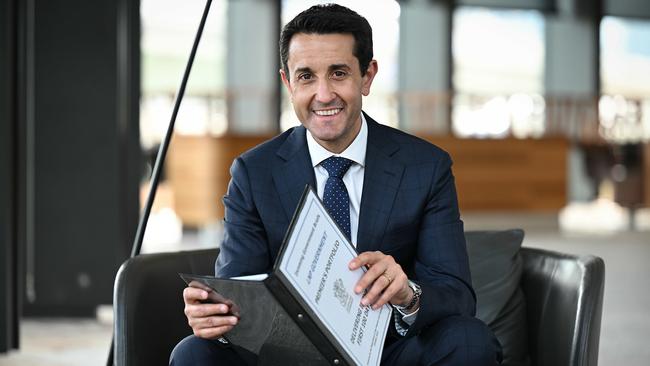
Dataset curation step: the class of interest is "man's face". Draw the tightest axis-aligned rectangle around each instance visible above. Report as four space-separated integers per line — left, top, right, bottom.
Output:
280 33 377 153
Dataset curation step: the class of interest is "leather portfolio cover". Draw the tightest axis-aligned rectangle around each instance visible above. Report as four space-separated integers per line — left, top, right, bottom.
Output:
180 186 391 366
180 273 331 365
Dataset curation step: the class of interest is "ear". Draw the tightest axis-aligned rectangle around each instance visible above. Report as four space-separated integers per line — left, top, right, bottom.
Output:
361 60 378 96
279 69 293 95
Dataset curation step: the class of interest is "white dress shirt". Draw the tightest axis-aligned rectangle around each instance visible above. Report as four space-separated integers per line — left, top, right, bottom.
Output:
306 114 367 246
305 114 418 332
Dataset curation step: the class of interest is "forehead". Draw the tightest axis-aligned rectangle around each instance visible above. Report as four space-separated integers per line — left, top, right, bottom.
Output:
286 33 356 71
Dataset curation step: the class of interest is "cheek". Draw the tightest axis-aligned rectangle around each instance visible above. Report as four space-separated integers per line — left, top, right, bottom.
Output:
340 90 361 107
293 95 311 111
290 87 312 107
338 82 362 101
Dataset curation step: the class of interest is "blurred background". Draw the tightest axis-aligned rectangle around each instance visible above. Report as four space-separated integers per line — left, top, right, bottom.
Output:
1 0 649 365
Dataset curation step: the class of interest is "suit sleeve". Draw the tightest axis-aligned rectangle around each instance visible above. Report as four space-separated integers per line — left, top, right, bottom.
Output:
406 152 476 336
215 157 272 277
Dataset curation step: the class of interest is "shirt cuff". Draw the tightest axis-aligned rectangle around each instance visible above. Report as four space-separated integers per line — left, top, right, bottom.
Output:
396 305 419 324
392 303 419 336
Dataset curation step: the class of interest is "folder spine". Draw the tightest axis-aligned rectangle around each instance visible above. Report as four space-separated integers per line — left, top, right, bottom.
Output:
265 273 353 366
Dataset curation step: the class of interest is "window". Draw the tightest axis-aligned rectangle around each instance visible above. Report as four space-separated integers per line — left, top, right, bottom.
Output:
139 0 228 251
600 16 650 143
452 7 545 138
140 0 228 151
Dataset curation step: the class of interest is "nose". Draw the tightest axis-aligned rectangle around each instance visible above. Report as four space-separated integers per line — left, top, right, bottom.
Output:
314 79 335 104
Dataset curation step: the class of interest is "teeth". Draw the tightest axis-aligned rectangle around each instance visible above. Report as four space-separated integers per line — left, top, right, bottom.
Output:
314 108 341 116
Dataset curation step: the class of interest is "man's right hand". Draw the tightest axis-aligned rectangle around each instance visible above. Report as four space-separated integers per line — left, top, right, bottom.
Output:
183 286 239 339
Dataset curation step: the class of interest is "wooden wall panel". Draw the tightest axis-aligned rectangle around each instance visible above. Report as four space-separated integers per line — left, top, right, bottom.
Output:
167 135 569 226
424 137 568 211
167 134 271 227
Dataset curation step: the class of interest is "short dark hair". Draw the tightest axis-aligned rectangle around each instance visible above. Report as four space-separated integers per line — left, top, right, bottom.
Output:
279 3 373 77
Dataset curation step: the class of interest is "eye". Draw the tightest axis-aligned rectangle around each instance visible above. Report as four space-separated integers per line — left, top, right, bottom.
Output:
298 73 313 82
331 70 347 79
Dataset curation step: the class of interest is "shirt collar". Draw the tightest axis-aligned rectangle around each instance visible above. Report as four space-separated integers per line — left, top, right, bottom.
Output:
306 113 368 168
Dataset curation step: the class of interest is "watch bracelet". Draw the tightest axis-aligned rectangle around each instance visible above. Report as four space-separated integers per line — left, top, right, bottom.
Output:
395 281 420 311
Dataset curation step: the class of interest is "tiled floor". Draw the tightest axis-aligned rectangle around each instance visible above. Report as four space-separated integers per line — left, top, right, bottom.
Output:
0 320 112 366
1 214 649 365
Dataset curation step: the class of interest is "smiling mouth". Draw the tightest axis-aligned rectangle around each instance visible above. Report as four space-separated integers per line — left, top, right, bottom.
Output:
314 108 342 116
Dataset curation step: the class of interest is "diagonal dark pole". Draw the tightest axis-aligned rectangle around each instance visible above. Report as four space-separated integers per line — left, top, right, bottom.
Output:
107 0 213 364
131 0 213 258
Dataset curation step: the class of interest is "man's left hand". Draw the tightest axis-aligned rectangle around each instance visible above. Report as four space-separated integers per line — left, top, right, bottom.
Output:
349 251 412 310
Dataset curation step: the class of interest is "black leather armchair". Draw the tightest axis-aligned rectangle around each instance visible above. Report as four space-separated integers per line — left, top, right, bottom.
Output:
521 248 604 366
113 241 604 365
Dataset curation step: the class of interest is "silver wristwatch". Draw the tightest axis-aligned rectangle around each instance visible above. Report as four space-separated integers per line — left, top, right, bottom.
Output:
394 280 421 312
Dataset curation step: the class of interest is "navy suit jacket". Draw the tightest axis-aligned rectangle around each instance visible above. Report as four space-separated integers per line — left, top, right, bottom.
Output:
215 113 476 338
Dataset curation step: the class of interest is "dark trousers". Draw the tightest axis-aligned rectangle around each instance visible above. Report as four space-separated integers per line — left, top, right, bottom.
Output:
169 315 502 366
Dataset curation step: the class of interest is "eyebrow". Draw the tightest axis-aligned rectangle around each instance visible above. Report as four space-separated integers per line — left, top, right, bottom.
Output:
293 63 352 77
329 63 351 71
294 67 314 76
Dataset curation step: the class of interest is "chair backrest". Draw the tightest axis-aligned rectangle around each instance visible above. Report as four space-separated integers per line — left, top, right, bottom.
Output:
520 247 605 366
113 246 605 366
113 248 217 366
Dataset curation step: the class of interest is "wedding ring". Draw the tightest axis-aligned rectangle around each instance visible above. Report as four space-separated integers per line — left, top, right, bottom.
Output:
381 272 393 285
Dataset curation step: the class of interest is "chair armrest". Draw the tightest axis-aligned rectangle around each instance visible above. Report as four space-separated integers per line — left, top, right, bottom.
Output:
113 248 218 366
521 247 605 366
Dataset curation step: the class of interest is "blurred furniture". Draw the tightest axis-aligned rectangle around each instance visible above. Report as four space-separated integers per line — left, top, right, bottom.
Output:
113 232 605 366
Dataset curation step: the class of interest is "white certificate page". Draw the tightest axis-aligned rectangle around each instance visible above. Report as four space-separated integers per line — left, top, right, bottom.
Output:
278 189 392 366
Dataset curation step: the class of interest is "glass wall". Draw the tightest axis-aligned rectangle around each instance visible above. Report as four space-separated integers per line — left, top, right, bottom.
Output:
139 0 228 251
452 7 545 138
140 0 228 151
600 16 650 143
595 16 650 209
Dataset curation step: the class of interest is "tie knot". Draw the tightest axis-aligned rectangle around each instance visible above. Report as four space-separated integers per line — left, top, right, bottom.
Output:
321 157 353 179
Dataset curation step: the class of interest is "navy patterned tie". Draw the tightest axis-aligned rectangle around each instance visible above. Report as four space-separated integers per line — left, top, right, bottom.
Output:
321 157 354 240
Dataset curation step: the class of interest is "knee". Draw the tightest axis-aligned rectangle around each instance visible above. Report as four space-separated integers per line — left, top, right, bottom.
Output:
169 335 220 366
421 316 502 365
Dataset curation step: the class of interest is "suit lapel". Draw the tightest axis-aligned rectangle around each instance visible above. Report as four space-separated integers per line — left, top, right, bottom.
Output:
271 118 404 251
357 116 404 253
271 126 316 221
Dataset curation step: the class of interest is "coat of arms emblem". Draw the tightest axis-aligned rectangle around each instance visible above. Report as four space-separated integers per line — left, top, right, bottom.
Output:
333 278 353 313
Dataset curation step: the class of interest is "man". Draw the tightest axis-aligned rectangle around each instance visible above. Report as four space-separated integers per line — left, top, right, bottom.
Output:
171 4 501 365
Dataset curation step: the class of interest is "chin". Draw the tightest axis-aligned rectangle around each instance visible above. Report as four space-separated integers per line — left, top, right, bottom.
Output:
307 121 340 135
311 130 343 142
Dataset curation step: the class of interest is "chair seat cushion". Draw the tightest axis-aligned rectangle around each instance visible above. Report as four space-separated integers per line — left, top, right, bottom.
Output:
466 229 530 366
